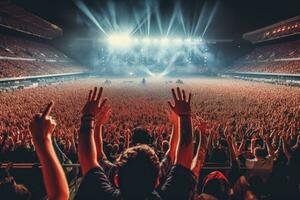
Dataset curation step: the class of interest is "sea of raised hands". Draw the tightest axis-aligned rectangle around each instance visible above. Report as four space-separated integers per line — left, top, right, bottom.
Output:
0 78 299 163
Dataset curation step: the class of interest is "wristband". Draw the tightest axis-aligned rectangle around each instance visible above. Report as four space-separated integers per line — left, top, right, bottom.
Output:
179 113 192 117
81 115 95 122
80 122 95 133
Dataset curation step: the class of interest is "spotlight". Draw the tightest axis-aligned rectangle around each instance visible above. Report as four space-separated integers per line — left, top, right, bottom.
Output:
142 37 151 44
133 38 139 44
107 34 131 47
161 38 170 45
185 38 192 44
173 38 183 45
153 38 159 44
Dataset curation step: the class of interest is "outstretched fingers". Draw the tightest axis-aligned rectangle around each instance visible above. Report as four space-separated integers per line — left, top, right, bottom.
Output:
182 89 186 101
41 101 54 119
96 87 103 102
92 87 98 100
99 98 108 109
176 87 182 100
171 88 178 102
187 93 192 104
168 100 174 109
88 90 93 101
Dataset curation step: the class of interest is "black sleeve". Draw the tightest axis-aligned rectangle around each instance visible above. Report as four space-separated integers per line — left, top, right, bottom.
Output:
75 166 120 200
159 164 196 200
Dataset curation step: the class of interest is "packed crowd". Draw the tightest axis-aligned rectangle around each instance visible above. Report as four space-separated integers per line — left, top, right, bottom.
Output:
0 60 87 78
0 78 299 199
229 40 300 74
0 35 67 60
229 60 300 74
242 40 300 61
0 35 87 78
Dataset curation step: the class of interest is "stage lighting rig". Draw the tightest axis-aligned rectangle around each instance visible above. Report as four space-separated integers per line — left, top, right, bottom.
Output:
107 34 132 47
105 34 204 48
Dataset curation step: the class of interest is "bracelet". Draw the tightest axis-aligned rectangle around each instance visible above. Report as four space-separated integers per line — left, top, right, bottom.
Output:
80 122 95 133
179 113 192 117
81 115 95 122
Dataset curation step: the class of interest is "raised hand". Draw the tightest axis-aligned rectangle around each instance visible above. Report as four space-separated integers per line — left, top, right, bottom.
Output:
82 87 108 118
29 101 69 199
191 132 207 179
166 109 178 124
168 87 192 116
168 87 194 169
95 105 112 125
30 101 56 142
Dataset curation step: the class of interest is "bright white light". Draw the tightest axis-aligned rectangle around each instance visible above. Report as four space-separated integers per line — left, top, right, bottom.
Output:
161 38 170 45
106 35 204 47
185 38 192 44
107 34 131 47
173 38 183 45
153 38 159 44
133 38 139 44
142 37 151 44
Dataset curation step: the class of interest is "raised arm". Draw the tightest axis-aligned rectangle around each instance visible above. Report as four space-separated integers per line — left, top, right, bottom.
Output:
78 87 108 175
94 106 111 161
237 135 246 156
167 87 193 169
165 110 179 164
191 132 207 180
263 134 275 159
281 136 292 161
30 102 69 200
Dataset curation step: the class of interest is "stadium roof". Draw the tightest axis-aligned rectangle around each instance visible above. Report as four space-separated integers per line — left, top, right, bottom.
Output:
243 15 300 44
0 1 63 39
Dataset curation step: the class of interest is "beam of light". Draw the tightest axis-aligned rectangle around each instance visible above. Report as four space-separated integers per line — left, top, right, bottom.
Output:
193 0 209 36
154 5 163 35
146 3 151 36
166 4 178 36
141 66 155 77
72 0 107 36
107 2 120 32
130 13 148 36
132 10 144 35
202 0 220 38
99 9 114 32
160 51 185 76
178 8 186 36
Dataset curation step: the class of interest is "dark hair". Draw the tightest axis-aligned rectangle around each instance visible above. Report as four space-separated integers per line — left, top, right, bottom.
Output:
162 140 169 152
202 171 230 200
116 144 159 199
131 127 151 145
0 176 31 200
254 147 267 158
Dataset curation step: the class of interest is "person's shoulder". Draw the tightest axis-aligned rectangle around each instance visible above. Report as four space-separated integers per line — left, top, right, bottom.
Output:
197 193 219 200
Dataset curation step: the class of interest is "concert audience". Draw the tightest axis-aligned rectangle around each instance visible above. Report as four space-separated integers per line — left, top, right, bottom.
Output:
0 34 87 78
0 79 299 199
229 40 300 74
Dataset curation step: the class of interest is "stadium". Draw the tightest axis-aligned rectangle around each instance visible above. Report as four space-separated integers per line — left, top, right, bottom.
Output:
0 0 299 199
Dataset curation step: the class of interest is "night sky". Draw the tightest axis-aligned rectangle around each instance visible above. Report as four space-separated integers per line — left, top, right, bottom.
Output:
11 0 300 40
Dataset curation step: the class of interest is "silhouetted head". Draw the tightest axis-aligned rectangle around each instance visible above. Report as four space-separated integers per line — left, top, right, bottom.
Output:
0 176 31 200
254 147 266 159
202 171 230 200
115 144 159 199
131 127 151 145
